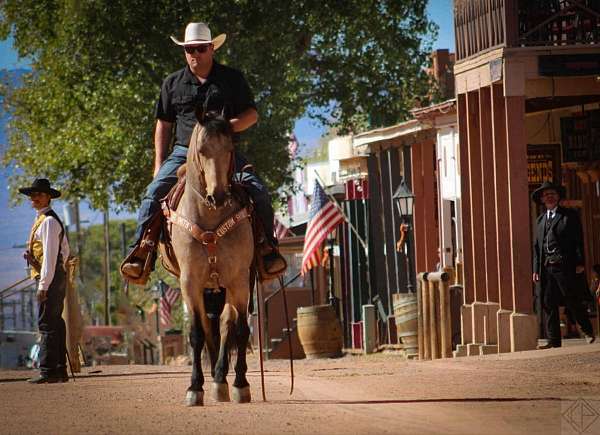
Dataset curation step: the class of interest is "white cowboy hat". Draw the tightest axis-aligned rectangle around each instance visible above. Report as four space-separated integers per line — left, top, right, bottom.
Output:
170 22 226 50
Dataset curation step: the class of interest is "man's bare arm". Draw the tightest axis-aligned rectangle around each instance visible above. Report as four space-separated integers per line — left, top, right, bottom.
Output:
154 119 173 177
230 108 258 133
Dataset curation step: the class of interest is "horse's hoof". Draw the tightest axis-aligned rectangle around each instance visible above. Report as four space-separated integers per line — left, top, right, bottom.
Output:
185 390 204 406
232 386 251 403
211 382 230 402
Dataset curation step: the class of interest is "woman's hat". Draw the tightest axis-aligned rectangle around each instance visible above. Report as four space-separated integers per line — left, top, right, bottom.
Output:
531 181 565 203
18 178 61 198
170 22 226 50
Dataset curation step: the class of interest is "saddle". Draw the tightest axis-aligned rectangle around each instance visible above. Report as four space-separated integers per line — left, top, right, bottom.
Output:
120 164 286 286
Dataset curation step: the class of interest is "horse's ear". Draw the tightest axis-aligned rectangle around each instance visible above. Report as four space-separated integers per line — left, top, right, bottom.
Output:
195 106 206 124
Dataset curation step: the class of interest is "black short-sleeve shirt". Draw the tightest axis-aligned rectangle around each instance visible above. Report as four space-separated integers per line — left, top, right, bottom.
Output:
154 61 256 147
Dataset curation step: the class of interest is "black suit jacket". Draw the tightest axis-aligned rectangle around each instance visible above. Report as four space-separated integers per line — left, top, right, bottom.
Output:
532 206 585 275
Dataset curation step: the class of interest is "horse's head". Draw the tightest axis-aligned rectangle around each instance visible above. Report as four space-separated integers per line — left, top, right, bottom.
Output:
188 109 234 209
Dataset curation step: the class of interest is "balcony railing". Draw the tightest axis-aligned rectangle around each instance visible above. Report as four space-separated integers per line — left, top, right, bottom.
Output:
455 0 600 61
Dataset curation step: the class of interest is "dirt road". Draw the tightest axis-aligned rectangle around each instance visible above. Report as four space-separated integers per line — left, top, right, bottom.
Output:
2 342 600 435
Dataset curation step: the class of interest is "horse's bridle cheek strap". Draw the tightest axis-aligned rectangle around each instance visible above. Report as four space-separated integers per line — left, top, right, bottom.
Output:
162 204 251 283
228 151 235 182
193 151 235 204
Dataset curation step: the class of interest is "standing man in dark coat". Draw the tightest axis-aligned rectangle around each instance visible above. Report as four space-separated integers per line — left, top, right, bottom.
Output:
532 181 595 349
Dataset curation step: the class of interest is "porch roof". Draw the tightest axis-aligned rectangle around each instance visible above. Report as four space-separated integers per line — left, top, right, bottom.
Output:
411 99 456 119
353 118 434 153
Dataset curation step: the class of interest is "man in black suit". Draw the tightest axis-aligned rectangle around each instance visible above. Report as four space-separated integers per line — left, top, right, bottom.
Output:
532 181 595 349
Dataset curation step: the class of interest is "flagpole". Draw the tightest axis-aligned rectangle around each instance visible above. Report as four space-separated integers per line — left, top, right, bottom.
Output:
313 171 372 306
313 171 368 252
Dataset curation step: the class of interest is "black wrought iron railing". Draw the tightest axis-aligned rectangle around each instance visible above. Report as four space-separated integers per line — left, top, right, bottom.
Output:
0 277 37 331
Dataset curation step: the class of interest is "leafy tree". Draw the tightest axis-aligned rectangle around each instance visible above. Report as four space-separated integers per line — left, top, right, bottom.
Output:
1 0 437 209
73 218 183 328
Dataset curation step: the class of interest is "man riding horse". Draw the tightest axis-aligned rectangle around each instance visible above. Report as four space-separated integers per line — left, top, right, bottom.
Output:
121 22 286 282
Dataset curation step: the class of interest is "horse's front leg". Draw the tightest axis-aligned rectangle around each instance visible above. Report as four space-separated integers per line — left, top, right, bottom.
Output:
211 300 235 402
230 277 252 403
181 278 211 406
204 288 225 379
186 311 205 406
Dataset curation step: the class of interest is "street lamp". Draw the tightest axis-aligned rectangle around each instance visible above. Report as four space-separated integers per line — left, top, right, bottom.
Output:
393 180 415 219
393 180 415 293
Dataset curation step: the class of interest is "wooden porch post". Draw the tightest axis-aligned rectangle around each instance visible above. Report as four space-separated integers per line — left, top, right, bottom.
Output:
466 90 487 303
491 83 513 312
504 95 533 314
421 139 438 272
411 144 427 275
479 86 499 304
457 93 474 305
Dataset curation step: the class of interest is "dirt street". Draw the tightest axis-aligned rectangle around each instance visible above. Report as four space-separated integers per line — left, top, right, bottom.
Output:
1 342 600 435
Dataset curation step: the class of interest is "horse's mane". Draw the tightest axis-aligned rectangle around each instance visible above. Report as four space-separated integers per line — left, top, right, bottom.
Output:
197 111 233 140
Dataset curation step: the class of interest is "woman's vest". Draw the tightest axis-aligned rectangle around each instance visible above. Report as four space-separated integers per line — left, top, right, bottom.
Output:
27 209 64 280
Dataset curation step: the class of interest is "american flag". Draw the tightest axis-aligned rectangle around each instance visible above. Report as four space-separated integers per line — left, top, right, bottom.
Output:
274 216 292 240
301 181 345 275
160 286 180 327
288 134 299 158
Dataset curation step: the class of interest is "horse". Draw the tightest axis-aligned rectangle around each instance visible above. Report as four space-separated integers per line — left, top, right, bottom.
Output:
163 109 254 406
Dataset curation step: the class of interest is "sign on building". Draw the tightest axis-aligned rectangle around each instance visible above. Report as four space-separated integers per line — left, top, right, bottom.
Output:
527 144 561 189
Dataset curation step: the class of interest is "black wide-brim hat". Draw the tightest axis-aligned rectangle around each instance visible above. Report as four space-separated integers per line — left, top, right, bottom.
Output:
18 178 61 198
531 181 565 203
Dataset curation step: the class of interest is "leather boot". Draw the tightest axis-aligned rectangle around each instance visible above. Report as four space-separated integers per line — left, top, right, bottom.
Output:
121 258 144 279
55 367 70 383
263 249 286 275
28 374 59 384
537 341 561 350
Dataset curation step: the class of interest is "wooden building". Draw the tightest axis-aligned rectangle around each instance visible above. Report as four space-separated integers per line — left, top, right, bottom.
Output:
453 0 600 355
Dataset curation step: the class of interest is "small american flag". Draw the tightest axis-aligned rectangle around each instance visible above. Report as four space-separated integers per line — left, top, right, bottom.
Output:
301 181 345 275
274 216 292 240
160 286 180 327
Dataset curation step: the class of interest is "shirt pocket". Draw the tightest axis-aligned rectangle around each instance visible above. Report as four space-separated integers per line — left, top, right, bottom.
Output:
172 95 194 112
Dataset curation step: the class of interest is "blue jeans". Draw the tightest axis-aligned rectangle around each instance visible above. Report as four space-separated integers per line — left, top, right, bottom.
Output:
132 146 275 245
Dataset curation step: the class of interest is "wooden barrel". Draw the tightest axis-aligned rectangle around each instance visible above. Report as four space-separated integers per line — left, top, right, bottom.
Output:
393 293 418 355
296 305 343 359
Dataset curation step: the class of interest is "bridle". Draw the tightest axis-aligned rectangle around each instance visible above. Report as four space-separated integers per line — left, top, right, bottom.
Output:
162 121 250 286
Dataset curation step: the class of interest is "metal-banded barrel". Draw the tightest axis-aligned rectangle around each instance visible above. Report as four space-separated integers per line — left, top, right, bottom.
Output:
296 305 342 359
393 292 418 356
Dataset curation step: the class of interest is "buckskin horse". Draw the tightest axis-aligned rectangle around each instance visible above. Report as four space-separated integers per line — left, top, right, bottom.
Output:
160 110 254 406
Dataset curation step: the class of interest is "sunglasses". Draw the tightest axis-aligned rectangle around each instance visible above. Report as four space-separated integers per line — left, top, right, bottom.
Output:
184 44 212 54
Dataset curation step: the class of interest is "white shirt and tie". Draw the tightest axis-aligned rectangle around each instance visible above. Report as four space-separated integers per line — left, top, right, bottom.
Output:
32 207 70 291
544 207 558 254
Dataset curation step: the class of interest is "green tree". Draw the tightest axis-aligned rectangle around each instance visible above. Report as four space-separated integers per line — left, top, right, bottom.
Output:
1 0 437 209
74 218 183 328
